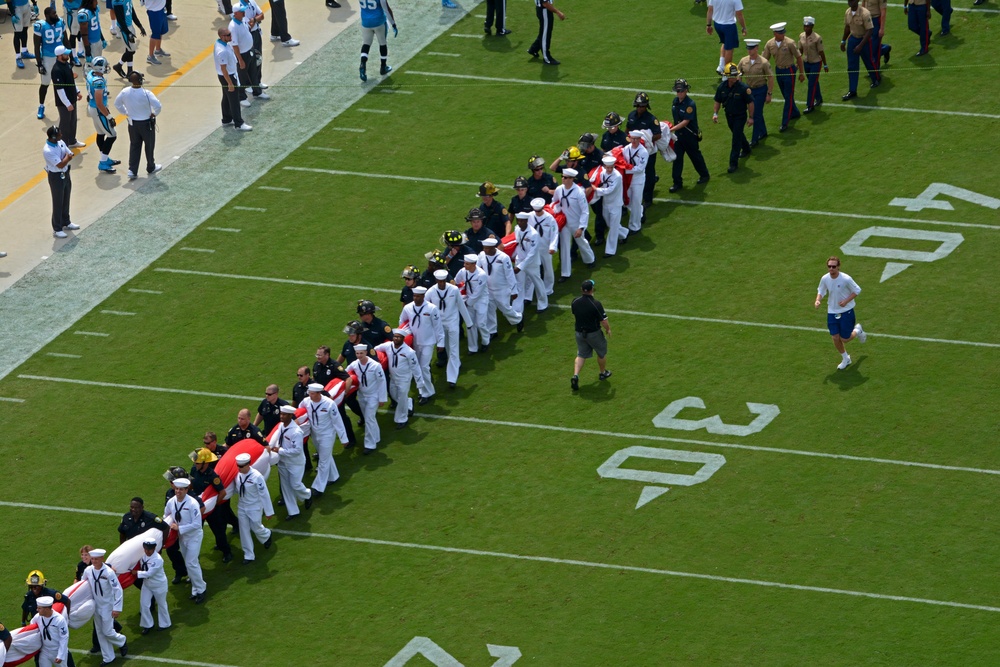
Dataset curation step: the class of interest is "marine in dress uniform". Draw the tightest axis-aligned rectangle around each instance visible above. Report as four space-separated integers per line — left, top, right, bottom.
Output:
902 0 931 55
713 63 755 173
375 331 424 427
132 541 170 633
234 453 274 563
346 347 388 452
860 0 890 73
736 41 773 147
669 79 710 191
625 93 661 207
841 0 879 99
270 406 312 518
799 18 828 112
455 255 491 352
762 23 805 131
427 270 473 387
303 383 349 493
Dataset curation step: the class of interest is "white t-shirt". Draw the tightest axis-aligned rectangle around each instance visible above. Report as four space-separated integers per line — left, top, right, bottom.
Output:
708 0 744 25
818 271 861 314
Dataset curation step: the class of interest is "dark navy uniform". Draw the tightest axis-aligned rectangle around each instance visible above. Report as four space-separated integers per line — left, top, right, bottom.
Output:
601 128 628 152
323 363 362 442
0 622 11 649
714 79 754 171
525 171 556 204
479 199 508 238
576 147 606 242
627 108 661 204
508 192 532 224
340 339 374 365
360 316 393 347
190 464 236 559
444 244 474 277
225 423 267 447
313 358 339 387
400 285 414 305
465 225 493 254
671 95 710 188
292 380 310 408
257 397 288 436
22 587 70 624
118 509 168 541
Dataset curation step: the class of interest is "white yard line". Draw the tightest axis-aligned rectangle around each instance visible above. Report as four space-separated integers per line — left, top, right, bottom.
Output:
330 127 367 133
406 71 1000 121
257 186 292 192
74 331 109 337
67 648 242 667
232 206 266 212
101 310 137 316
17 375 258 401
179 248 216 253
46 352 82 358
426 52 462 57
153 267 1000 349
450 33 485 38
205 227 242 233
0 396 25 403
307 146 343 152
129 288 163 294
357 108 391 114
374 89 413 94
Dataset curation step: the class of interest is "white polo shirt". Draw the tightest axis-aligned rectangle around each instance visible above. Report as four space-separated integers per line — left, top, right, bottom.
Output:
708 0 744 25
214 38 238 78
229 17 253 54
43 139 72 173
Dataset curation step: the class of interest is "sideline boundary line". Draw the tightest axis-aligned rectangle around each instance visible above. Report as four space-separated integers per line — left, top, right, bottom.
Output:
14 375 1000 476
151 268 999 349
282 166 999 232
1 499 996 615
67 648 241 667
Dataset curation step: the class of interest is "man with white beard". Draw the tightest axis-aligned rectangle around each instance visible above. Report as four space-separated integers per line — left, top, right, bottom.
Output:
426 269 473 389
81 548 128 663
269 404 312 519
454 254 490 353
163 479 206 604
303 383 348 496
345 346 388 452
399 286 444 403
551 168 596 282
477 237 523 338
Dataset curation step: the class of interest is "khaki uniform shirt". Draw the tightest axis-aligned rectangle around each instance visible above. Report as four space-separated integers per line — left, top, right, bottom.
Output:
762 36 801 69
799 31 825 63
845 7 874 38
737 55 773 89
862 0 887 19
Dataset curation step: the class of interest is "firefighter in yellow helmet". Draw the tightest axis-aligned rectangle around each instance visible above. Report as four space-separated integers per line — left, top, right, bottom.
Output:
22 570 70 626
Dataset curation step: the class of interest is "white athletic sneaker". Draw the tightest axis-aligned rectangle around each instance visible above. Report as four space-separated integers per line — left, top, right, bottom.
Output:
235 123 253 132
63 223 80 230
127 170 137 180
54 230 68 239
254 92 271 100
149 164 162 174
166 13 177 20
240 99 252 108
270 35 281 41
837 356 851 370
282 39 300 47
854 323 867 343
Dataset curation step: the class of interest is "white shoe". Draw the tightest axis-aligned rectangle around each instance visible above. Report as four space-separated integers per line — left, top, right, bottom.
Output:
155 48 170 56
235 123 253 131
258 83 269 89
254 92 271 100
270 35 281 41
149 164 162 174
240 99 252 107
54 230 68 239
837 356 851 370
166 13 177 20
71 141 87 148
0 251 7 258
127 171 137 180
854 323 867 343
282 38 300 47
63 223 80 230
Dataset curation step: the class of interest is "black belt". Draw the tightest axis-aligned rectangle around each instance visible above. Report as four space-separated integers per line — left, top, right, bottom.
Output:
577 329 599 334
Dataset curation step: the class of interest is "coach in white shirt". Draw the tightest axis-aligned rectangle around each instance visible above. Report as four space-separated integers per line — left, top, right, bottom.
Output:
814 256 866 370
213 27 251 130
114 71 162 180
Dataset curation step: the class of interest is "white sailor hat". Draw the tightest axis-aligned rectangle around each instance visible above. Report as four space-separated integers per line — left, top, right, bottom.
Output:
515 212 531 220
803 16 816 25
530 197 546 211
142 539 158 548
433 269 449 281
36 596 55 607
562 168 578 178
353 344 368 353
172 478 191 488
279 405 297 415
392 328 406 336
628 130 644 139
88 548 107 558
307 382 324 392
413 286 428 294
770 22 787 32
482 237 499 247
463 253 478 263
601 154 617 166
235 453 252 466
745 39 761 48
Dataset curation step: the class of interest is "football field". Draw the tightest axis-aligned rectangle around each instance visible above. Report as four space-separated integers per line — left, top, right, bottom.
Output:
1 0 999 665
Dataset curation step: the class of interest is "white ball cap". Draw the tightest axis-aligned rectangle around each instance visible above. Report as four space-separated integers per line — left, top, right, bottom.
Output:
54 45 68 57
482 237 499 247
36 596 55 607
235 453 252 466
279 405 297 415
770 22 787 32
601 154 617 166
463 253 478 263
433 269 449 281
803 16 816 25
412 286 428 294
530 198 546 211
172 478 191 488
562 168 578 178
307 382 324 393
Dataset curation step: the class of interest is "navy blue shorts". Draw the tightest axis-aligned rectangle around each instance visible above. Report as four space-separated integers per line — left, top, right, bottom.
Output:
827 309 856 338
147 9 168 39
715 22 739 50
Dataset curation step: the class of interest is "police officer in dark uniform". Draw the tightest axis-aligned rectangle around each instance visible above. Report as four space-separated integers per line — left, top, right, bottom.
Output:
713 63 755 174
507 176 531 230
626 92 661 206
601 112 628 152
477 182 508 238
357 299 393 347
669 78 711 192
526 155 557 204
464 209 493 253
287 374 313 469
118 497 169 544
255 385 288 436
338 320 374 365
441 230 473 278
400 266 418 304
188 448 235 563
316 342 364 438
225 408 268 447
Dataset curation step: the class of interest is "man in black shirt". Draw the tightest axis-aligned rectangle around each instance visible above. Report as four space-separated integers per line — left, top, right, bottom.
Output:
357 300 393 347
713 64 755 174
315 346 361 442
202 431 228 458
464 209 493 254
51 46 83 148
188 449 235 563
601 112 628 152
526 156 556 203
22 571 71 625
313 346 338 386
574 137 606 243
670 78 710 191
225 408 268 446
441 230 474 277
477 182 508 238
291 368 312 407
507 176 531 231
338 321 374 366
626 92 662 206
570 279 611 391
254 384 288 436
118 497 168 544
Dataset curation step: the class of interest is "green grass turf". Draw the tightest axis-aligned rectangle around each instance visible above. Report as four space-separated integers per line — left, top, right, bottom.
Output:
2 0 999 664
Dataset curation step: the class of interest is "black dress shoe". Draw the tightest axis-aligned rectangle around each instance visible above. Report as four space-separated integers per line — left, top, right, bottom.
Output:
527 48 539 57
395 421 407 430
342 442 354 449
602 253 615 258
739 150 751 158
141 628 151 635
939 29 949 36
516 321 525 332
243 558 253 565
418 396 430 405
915 49 928 56
222 553 233 563
90 647 102 654
498 28 512 35
121 641 128 657
779 125 788 132
284 514 296 521
585 262 596 268
448 382 456 389
408 407 415 416
558 276 569 283
357 420 365 429
483 24 491 35
312 489 324 498
304 495 313 509
326 0 341 6
883 45 891 65
668 184 683 193
543 58 560 65
362 448 374 455
749 140 759 148
870 80 880 88
171 575 182 585
263 536 272 549
696 175 710 184
276 496 285 506
803 106 814 114
842 91 857 100
727 165 738 173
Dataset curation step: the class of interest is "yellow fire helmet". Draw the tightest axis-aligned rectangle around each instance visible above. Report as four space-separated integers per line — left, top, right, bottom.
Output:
26 570 46 587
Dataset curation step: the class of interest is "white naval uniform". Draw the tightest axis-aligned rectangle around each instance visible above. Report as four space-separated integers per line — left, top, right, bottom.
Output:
136 551 171 630
527 210 559 296
236 466 274 561
303 394 348 493
426 282 474 384
82 563 126 663
270 420 311 516
163 494 206 596
513 224 547 313
552 181 595 277
399 300 445 397
454 264 490 351
594 168 625 255
346 357 388 450
30 612 69 667
375 340 424 424
622 143 649 232
477 250 522 334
